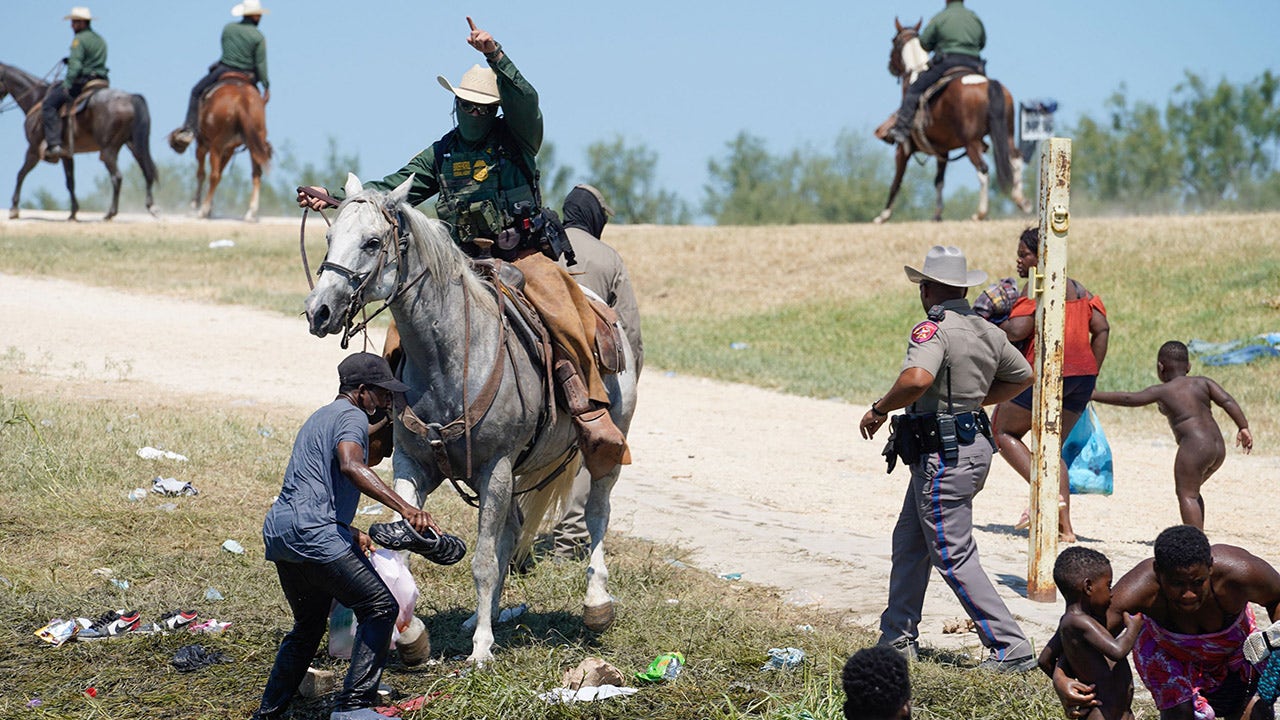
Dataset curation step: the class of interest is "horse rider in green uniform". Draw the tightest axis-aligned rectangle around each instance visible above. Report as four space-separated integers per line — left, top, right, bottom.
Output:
173 0 270 147
884 0 985 146
43 6 108 161
299 17 630 479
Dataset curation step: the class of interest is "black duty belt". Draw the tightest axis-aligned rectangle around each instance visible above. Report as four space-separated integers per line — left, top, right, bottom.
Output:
882 409 993 473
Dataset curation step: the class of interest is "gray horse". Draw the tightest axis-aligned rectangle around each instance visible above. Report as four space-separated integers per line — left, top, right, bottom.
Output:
0 62 157 221
304 174 637 665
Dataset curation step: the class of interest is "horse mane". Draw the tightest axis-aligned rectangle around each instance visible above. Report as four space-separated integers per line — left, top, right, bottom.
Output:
374 193 498 315
0 63 50 109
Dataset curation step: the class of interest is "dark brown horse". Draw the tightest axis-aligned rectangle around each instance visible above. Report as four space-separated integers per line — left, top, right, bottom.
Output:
0 63 156 221
170 76 271 221
875 19 1032 223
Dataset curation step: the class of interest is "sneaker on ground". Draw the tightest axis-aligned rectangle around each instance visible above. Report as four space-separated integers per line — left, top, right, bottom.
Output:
145 609 198 633
975 654 1038 673
78 609 141 639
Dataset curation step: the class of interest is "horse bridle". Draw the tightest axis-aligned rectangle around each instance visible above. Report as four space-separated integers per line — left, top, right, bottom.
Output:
889 27 919 80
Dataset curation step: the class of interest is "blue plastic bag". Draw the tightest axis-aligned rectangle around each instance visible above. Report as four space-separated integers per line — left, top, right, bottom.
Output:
1062 404 1113 495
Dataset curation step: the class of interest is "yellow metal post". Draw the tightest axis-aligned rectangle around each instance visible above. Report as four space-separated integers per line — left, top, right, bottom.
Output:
1028 137 1071 603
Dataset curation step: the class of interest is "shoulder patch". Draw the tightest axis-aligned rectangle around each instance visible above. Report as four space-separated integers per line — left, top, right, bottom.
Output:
911 321 939 344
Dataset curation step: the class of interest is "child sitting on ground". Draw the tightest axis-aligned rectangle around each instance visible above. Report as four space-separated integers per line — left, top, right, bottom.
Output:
1091 340 1252 528
842 645 911 720
1041 546 1143 720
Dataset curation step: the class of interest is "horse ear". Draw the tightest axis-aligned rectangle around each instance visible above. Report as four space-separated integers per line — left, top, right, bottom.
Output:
343 172 364 197
386 174 415 207
914 18 922 30
895 16 903 32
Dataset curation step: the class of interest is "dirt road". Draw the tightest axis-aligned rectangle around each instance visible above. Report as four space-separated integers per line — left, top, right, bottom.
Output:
4 269 1277 659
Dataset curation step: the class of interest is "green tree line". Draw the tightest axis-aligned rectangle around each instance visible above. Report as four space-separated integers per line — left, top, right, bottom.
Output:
35 70 1279 223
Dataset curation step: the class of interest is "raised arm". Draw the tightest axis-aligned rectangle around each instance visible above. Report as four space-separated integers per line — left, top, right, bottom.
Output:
1091 385 1161 407
1206 378 1251 453
1078 612 1142 663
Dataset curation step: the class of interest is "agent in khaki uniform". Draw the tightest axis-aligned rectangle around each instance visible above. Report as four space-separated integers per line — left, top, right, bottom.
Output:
173 0 270 146
42 6 109 161
859 246 1036 672
299 18 628 477
549 184 643 559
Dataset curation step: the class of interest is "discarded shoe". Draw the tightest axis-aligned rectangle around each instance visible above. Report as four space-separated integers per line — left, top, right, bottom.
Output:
154 609 198 632
1244 620 1280 663
78 610 141 639
368 521 466 566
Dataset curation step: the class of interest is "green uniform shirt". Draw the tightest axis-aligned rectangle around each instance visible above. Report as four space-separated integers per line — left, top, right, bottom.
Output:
919 1 986 59
64 28 108 89
337 50 542 221
220 20 269 89
901 298 1030 414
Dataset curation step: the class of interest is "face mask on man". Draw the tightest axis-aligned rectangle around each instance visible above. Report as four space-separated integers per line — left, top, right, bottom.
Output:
455 99 497 143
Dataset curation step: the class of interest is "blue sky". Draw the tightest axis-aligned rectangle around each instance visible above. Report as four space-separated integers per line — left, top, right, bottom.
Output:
2 1 1277 217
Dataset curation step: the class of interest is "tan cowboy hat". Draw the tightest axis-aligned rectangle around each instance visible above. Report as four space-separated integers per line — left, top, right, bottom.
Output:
63 7 93 20
437 65 500 106
574 184 614 218
231 0 268 17
904 245 988 287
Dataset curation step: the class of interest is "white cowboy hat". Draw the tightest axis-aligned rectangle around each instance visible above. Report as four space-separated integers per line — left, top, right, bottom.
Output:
436 65 500 106
231 0 268 17
904 245 988 288
63 7 93 20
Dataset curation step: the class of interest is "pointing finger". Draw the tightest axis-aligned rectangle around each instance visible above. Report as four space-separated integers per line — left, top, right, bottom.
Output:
467 16 477 31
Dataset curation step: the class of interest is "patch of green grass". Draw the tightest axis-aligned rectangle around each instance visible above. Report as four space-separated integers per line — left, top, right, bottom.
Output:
0 390 1067 719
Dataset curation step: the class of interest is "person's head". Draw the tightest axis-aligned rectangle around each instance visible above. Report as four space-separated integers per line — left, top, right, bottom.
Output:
562 184 613 237
1157 340 1190 382
437 65 500 143
1153 524 1214 613
842 646 911 720
231 0 267 23
337 352 410 414
63 6 92 31
1016 226 1039 279
904 245 986 311
1053 546 1114 612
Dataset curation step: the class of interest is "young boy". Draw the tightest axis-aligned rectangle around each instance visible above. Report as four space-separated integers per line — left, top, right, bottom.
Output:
1092 340 1252 528
1041 547 1143 720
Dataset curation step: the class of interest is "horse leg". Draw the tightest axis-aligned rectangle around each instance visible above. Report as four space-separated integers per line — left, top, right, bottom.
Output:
100 147 122 221
874 144 910 224
1010 153 1033 213
582 464 620 632
62 155 78 222
201 147 230 219
193 145 207 215
966 141 991 221
468 456 516 665
10 149 40 219
932 157 949 222
244 158 261 223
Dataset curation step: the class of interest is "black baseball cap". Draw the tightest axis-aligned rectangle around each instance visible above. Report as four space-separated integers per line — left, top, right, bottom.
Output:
338 352 410 392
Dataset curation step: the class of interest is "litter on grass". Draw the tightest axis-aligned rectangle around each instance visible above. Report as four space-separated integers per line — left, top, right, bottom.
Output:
152 477 199 496
171 644 232 672
221 539 245 555
127 488 147 502
137 446 188 462
190 619 232 633
718 572 743 581
34 618 79 646
208 239 235 249
636 652 684 682
461 603 526 632
539 685 637 704
204 587 225 601
761 647 805 671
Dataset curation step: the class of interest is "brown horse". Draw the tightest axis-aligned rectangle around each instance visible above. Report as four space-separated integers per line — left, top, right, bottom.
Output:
170 76 271 221
0 63 157 221
875 19 1032 223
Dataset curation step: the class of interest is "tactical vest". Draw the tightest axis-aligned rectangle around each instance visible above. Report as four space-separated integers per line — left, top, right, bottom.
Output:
431 127 537 246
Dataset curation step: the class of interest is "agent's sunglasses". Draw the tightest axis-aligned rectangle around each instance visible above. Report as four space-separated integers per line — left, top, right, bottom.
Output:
458 99 498 116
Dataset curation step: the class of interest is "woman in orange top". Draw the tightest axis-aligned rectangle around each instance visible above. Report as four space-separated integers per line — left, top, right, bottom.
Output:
993 227 1109 543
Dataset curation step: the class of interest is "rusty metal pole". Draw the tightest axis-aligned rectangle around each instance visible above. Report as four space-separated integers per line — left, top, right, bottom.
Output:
1027 137 1071 603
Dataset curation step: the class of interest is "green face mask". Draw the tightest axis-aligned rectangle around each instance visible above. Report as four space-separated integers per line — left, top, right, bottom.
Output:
456 103 496 143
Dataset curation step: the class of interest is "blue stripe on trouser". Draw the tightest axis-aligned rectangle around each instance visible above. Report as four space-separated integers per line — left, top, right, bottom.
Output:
931 456 1003 660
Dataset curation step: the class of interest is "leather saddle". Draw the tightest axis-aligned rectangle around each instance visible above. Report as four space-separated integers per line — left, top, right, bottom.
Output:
202 70 257 103
58 78 109 118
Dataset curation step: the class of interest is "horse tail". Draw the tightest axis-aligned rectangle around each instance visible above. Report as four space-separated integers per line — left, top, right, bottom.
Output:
241 88 273 173
987 79 1014 193
129 94 160 187
512 456 582 564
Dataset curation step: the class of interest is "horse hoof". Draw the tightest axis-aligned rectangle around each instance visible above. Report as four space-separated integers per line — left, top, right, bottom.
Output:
583 601 615 633
8 209 17 220
395 617 431 666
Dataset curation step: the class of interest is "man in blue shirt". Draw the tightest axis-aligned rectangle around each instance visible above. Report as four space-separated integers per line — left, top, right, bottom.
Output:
253 353 438 720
